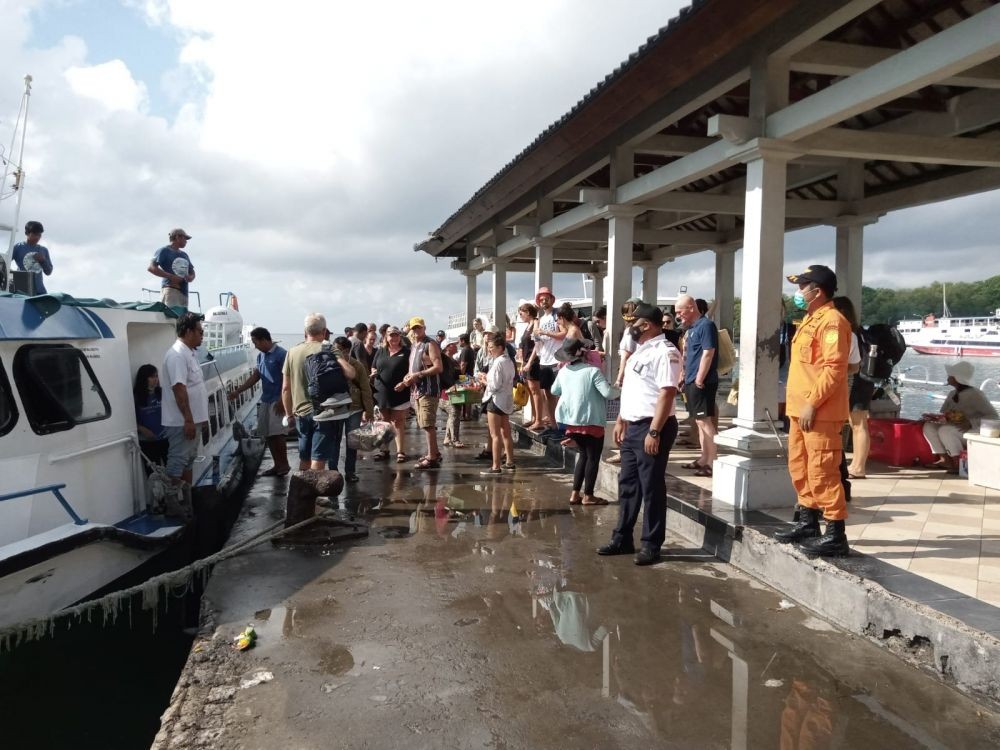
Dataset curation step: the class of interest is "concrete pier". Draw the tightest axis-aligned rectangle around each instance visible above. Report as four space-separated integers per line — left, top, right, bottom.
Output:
153 423 1000 749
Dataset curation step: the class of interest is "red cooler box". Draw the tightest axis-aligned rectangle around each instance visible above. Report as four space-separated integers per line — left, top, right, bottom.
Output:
868 418 935 467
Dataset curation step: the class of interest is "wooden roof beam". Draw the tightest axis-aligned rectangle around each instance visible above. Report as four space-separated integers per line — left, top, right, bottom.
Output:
797 128 1000 168
791 40 1000 90
768 4 1000 141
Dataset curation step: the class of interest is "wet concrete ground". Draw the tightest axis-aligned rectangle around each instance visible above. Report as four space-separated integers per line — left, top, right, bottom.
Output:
164 423 1000 749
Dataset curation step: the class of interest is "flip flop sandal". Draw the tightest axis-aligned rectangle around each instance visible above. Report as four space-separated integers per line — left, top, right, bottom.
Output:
680 461 703 470
373 451 390 461
694 466 713 477
416 457 441 470
396 453 408 463
847 473 866 479
452 442 466 448
581 496 608 505
260 467 289 477
569 496 583 505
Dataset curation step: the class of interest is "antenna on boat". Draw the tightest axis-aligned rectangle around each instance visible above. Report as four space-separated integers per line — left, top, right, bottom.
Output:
2 75 33 290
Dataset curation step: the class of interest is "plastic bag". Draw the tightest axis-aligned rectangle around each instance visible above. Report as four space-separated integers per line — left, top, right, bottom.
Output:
717 328 737 376
347 419 397 451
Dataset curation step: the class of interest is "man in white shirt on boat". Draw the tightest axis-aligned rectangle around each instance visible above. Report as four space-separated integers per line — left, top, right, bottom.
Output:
160 312 210 489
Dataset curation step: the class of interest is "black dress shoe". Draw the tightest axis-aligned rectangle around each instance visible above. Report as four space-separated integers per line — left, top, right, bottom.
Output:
634 547 662 566
597 540 635 556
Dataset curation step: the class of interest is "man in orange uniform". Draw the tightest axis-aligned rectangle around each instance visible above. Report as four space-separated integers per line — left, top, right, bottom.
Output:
774 265 851 557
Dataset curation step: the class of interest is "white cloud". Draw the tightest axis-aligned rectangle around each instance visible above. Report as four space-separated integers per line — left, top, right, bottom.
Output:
1 0 998 337
65 59 148 112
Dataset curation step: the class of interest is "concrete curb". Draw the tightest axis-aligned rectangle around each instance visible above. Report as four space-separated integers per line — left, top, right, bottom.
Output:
516 425 1000 708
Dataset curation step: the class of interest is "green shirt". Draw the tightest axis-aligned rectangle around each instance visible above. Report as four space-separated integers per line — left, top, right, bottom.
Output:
282 341 325 417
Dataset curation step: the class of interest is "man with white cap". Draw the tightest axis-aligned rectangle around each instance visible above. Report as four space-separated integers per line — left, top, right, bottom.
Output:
922 360 998 473
149 228 196 310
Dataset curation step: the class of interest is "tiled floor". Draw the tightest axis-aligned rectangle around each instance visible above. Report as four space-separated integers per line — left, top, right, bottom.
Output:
661 422 1000 608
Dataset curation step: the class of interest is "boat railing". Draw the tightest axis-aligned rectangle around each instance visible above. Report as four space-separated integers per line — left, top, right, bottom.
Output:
140 287 202 312
0 483 88 525
981 378 1000 396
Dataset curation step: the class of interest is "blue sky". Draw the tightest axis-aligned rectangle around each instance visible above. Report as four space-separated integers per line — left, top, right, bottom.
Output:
28 1 182 118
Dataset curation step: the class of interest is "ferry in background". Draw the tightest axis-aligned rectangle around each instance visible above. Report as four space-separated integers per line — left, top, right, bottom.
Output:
897 309 1000 357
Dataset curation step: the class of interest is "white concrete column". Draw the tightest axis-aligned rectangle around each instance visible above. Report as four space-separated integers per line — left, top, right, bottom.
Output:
733 149 787 431
713 145 797 510
463 271 477 333
491 260 507 332
834 163 866 312
588 270 606 312
533 241 554 295
639 261 661 304
606 207 641 382
713 249 736 334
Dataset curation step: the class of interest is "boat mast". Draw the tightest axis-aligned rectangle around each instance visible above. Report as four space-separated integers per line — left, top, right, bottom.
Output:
2 75 33 286
942 282 951 318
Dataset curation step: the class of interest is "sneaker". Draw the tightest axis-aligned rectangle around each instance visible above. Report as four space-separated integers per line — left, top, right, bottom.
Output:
345 473 360 483
480 468 502 477
312 408 341 422
501 464 516 472
320 393 353 409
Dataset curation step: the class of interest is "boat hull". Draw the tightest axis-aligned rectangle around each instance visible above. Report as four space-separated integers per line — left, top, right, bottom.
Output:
911 344 1000 357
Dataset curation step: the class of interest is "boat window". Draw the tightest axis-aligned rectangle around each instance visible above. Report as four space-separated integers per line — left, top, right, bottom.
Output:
13 345 111 434
208 393 219 435
0 362 18 437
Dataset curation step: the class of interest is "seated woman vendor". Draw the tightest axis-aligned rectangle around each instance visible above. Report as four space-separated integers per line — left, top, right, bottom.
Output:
921 360 998 473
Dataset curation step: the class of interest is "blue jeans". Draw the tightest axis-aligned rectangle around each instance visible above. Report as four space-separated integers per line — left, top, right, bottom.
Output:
296 414 340 464
330 412 362 475
612 416 678 550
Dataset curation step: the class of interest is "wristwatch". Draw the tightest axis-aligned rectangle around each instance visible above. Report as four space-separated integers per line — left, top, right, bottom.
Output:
648 428 660 438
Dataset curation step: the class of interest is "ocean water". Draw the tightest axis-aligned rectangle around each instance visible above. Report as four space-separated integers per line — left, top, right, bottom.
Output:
895 349 1000 419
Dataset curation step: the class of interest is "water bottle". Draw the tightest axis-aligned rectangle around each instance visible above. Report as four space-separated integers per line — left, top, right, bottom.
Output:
862 344 879 380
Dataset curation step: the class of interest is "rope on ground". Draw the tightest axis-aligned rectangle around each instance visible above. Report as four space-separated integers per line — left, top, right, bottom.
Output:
0 511 338 653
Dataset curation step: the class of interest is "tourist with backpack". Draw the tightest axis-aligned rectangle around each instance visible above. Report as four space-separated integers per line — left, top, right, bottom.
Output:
333 337 375 483
281 313 357 471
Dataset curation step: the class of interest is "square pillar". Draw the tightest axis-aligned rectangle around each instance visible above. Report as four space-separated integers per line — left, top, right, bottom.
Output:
588 270 606 313
464 271 477 333
491 261 507 333
640 262 660 304
534 242 554 294
605 207 641 382
834 163 867 312
714 145 796 510
713 249 736 334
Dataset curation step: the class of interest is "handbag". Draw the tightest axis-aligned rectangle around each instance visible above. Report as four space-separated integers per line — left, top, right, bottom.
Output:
512 381 529 408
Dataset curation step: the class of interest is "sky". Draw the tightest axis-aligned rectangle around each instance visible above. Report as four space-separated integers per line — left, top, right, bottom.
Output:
1 0 998 335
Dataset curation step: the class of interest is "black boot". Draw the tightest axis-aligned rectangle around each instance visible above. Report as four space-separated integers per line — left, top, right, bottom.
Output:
798 520 850 558
773 506 821 544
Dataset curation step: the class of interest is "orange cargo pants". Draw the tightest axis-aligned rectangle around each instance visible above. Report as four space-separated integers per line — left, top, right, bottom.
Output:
787 418 848 521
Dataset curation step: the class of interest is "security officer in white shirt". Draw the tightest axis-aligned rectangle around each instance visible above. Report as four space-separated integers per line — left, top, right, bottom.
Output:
598 303 682 565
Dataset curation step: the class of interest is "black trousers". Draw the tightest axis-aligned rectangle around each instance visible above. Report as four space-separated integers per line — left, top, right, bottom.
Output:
613 416 678 549
571 432 604 495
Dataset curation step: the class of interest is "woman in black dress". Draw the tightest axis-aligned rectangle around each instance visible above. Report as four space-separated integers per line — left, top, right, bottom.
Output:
371 326 412 462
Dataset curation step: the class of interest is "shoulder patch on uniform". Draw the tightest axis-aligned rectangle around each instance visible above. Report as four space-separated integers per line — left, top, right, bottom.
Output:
824 330 839 344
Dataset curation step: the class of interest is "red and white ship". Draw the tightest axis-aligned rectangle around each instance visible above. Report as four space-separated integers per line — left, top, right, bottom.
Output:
897 309 1000 357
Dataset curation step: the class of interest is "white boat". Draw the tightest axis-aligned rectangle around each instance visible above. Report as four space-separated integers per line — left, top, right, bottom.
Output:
897 310 1000 357
0 292 262 633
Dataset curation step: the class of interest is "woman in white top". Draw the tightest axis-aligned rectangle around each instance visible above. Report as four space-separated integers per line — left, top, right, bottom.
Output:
922 360 998 473
479 335 516 476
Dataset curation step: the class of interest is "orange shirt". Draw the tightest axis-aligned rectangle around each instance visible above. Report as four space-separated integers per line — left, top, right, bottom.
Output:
785 301 850 422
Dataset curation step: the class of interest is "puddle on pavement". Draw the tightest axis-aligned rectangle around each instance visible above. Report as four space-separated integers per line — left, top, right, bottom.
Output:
239 447 1000 748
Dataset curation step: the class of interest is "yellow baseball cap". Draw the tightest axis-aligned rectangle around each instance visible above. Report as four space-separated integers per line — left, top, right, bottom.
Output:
407 316 425 329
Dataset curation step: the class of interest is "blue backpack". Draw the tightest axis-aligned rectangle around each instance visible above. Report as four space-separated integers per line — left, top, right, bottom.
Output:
305 343 349 409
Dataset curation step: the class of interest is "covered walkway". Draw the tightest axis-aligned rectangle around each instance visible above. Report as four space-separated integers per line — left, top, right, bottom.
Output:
416 0 1000 512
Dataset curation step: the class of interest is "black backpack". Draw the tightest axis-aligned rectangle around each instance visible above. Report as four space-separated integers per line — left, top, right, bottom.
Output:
305 343 349 408
859 324 906 382
440 355 458 389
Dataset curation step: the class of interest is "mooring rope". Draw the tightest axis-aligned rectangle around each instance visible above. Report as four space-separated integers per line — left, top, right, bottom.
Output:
0 510 339 652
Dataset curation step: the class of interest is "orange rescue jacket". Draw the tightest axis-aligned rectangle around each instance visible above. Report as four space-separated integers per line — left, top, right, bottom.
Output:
785 301 850 422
